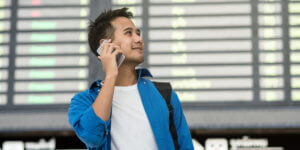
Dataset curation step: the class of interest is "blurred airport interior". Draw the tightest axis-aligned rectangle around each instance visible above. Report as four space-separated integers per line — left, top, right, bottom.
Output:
1 0 300 149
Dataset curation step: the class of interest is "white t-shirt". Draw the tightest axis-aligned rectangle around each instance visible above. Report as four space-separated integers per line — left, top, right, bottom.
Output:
110 83 158 150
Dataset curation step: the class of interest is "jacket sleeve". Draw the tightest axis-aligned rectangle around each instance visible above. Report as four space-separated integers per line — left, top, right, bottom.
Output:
68 91 111 148
171 90 194 150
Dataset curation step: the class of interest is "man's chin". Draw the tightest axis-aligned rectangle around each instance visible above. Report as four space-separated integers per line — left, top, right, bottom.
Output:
135 57 144 64
133 55 144 62
124 57 144 65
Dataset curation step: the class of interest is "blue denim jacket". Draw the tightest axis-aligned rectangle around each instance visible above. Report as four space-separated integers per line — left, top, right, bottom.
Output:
68 68 194 150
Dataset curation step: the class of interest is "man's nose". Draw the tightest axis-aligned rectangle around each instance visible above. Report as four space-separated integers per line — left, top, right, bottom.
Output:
134 33 142 43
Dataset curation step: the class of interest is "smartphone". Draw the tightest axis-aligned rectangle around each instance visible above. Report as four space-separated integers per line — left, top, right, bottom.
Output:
97 39 125 68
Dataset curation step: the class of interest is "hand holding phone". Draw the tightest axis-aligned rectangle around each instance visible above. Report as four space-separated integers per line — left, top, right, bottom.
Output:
97 39 125 68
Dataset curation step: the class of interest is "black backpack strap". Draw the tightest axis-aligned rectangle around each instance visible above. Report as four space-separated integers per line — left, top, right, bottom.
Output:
153 82 179 150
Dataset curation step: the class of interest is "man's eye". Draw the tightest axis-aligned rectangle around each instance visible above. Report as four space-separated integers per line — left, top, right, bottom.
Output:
126 31 132 35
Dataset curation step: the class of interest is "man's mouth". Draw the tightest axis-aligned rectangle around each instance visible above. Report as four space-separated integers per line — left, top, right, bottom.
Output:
132 47 143 51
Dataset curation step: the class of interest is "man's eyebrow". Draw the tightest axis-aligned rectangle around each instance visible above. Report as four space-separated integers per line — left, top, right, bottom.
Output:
123 27 133 32
123 27 141 33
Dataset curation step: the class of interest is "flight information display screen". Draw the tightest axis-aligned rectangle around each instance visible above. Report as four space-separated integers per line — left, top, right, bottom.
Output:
112 0 300 103
1 0 90 106
1 0 300 108
0 0 11 105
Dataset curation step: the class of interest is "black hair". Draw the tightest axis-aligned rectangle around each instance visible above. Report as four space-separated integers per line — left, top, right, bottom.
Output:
88 7 133 56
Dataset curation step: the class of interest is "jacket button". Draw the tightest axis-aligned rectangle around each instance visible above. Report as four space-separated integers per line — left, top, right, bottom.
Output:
144 82 146 84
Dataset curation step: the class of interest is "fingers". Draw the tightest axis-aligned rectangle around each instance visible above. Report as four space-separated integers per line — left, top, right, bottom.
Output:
97 56 102 61
101 40 110 55
99 39 122 59
99 39 110 54
98 42 122 62
111 49 123 56
105 44 121 55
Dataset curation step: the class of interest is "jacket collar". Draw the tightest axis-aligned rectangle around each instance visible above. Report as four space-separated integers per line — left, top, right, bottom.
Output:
89 68 153 89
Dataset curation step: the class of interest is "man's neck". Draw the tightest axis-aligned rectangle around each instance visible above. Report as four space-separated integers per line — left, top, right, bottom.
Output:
114 64 138 86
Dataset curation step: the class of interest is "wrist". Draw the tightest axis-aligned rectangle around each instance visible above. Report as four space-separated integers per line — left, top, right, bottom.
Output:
105 70 118 78
105 74 117 83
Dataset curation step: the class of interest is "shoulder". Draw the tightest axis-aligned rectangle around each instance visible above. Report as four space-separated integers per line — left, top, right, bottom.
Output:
138 77 155 87
71 80 102 101
146 79 180 104
72 89 89 99
70 88 95 107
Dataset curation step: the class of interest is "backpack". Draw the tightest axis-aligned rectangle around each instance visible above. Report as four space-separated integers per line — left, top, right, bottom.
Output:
153 82 179 150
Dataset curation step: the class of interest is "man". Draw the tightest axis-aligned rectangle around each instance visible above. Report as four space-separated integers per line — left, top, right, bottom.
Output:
68 7 194 150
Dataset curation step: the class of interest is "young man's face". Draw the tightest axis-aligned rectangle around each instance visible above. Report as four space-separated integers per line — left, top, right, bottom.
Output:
110 17 144 65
